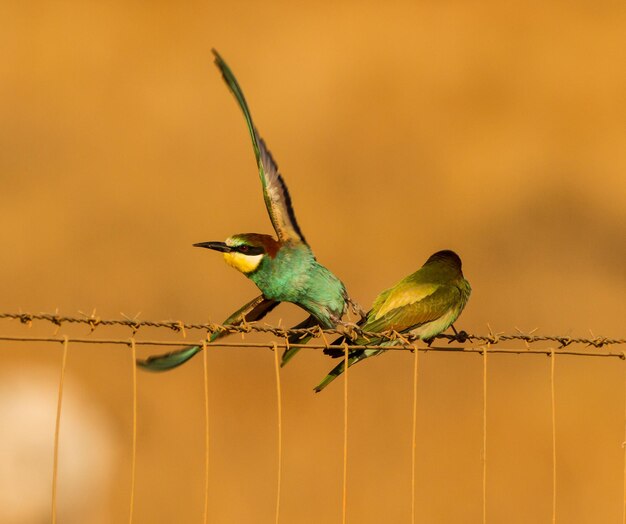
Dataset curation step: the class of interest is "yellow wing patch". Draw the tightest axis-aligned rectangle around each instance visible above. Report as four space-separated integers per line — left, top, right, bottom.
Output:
373 282 439 320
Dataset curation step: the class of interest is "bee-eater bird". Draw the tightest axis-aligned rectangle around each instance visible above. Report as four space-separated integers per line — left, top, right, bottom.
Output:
137 50 352 371
314 250 471 392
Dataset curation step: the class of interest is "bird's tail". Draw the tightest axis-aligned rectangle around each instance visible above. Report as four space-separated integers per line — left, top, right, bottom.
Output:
323 309 373 358
323 334 348 358
280 314 319 367
280 333 312 366
314 349 378 392
137 346 201 371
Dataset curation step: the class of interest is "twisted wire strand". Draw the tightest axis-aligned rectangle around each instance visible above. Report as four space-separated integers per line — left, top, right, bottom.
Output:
1 312 623 348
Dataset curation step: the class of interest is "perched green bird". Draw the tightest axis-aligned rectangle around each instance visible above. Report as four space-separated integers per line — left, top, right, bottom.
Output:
137 50 352 371
314 250 471 392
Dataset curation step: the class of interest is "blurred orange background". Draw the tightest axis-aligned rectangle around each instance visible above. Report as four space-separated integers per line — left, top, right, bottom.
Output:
1 1 625 523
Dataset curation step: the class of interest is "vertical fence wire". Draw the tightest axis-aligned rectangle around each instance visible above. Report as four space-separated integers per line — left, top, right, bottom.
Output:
411 344 419 524
129 339 138 524
51 336 69 524
550 349 556 524
202 340 210 524
342 343 349 524
482 343 488 524
623 351 626 524
1 314 621 523
273 343 283 524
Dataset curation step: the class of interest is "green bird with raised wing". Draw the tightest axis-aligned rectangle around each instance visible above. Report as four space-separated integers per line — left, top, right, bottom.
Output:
138 50 354 371
314 250 471 392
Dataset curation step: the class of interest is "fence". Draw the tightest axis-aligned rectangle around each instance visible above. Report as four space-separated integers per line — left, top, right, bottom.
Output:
1 311 625 524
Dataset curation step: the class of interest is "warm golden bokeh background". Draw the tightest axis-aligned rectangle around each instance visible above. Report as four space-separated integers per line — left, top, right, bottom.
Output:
1 2 625 523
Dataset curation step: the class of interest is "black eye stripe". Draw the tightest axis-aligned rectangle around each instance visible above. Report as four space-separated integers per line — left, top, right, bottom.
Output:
235 245 264 256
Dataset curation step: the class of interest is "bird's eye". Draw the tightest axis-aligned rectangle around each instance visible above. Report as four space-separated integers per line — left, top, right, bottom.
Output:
239 245 249 253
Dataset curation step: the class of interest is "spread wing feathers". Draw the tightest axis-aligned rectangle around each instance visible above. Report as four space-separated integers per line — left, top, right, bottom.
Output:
137 295 279 371
212 49 306 245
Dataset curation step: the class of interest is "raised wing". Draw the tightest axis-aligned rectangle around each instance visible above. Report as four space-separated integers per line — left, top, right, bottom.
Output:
212 50 306 245
137 295 279 371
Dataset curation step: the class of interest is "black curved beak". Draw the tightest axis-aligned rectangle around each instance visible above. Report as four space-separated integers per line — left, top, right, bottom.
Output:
193 241 232 253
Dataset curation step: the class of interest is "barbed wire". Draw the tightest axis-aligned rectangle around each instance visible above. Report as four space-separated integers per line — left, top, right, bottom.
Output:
0 312 624 357
3 311 626 523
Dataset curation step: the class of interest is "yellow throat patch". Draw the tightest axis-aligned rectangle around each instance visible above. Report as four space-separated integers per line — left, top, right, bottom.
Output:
223 252 264 274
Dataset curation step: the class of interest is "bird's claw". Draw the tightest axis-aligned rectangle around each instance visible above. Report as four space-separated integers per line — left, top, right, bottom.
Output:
454 330 469 343
337 319 360 341
346 297 367 322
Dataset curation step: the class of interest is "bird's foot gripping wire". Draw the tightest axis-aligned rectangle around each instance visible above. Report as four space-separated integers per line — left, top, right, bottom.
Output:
455 330 469 343
346 297 367 322
336 319 361 342
450 324 469 344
